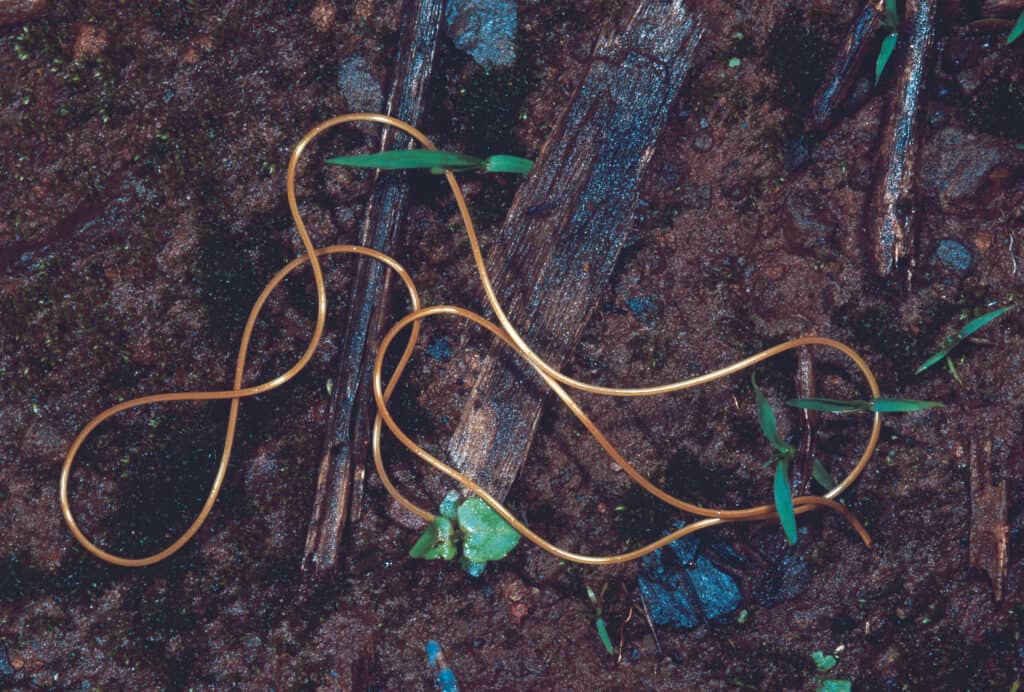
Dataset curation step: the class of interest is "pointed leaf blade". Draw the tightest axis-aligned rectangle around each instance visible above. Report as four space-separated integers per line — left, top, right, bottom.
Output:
753 373 792 454
812 458 837 490
870 398 943 413
958 305 1012 340
786 398 871 413
326 150 484 171
483 155 534 175
1008 10 1024 44
876 33 897 84
773 459 798 546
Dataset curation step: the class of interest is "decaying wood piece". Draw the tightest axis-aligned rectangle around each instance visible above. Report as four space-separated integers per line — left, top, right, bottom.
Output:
862 0 936 281
981 0 1024 17
965 408 1018 602
445 0 705 502
793 346 817 496
805 0 881 134
302 0 443 577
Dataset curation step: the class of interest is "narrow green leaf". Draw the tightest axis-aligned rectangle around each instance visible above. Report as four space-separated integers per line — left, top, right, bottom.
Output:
595 617 614 655
786 398 871 413
959 305 1012 339
1008 10 1024 44
774 459 798 545
876 33 898 84
870 398 943 413
483 154 533 175
916 305 1012 374
812 458 837 490
946 356 963 384
326 150 484 171
409 521 438 559
884 0 900 29
753 373 792 454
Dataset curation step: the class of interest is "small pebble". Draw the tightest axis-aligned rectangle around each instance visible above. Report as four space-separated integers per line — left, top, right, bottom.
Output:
72 23 108 60
445 0 517 68
691 131 714 152
935 238 973 273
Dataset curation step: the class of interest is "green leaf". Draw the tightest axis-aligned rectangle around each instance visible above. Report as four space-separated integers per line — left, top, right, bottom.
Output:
884 0 900 29
483 155 533 175
439 490 459 520
818 681 852 692
460 555 487 577
876 33 898 84
410 516 455 560
773 458 798 546
812 458 837 490
753 373 793 455
457 497 521 563
916 305 1012 374
787 398 870 413
595 617 614 655
812 650 838 672
1009 10 1024 44
870 398 943 413
326 150 485 171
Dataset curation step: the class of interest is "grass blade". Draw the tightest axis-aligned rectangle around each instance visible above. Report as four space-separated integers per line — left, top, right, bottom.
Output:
773 458 797 546
870 398 943 412
884 0 900 29
812 458 837 490
326 150 484 171
786 398 870 413
876 33 897 84
753 373 791 454
595 617 614 655
1009 10 1024 44
915 305 1012 374
483 155 533 175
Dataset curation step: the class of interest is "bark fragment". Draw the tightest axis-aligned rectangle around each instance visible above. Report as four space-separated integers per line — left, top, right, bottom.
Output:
445 0 705 502
862 0 936 281
302 0 444 577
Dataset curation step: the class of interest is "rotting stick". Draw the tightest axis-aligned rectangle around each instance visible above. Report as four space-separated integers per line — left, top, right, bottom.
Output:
302 0 444 577
445 0 706 503
794 346 818 497
805 0 881 134
967 410 1016 602
861 0 936 282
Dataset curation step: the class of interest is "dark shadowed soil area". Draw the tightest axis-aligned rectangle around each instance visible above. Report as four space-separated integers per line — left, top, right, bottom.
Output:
3 0 1024 688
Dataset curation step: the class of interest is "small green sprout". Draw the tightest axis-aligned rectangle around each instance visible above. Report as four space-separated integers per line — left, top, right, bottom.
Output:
915 305 1013 375
586 585 614 656
1008 10 1024 45
876 0 900 84
818 680 852 692
812 458 837 491
409 491 521 575
812 650 838 672
326 149 533 175
752 373 798 546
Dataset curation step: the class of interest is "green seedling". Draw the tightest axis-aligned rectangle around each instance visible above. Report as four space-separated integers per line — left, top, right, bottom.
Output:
812 650 838 672
410 491 521 576
812 458 837 491
786 398 943 413
818 681 852 692
1009 10 1024 45
876 0 900 84
586 584 615 656
752 373 798 546
326 149 533 175
916 305 1013 375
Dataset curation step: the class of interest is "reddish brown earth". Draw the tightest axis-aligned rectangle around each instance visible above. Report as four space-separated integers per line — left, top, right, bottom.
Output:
2 1 1024 688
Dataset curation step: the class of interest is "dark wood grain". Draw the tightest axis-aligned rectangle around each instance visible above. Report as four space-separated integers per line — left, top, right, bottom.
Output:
445 0 705 502
862 0 936 281
302 0 444 577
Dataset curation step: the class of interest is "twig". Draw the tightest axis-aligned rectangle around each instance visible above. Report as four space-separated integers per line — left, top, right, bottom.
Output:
637 587 662 658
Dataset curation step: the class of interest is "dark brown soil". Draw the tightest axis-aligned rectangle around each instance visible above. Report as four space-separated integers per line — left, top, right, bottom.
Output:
3 1 1024 689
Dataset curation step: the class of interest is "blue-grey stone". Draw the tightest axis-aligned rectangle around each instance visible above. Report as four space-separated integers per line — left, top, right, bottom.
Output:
638 531 742 630
337 56 383 113
445 0 516 69
935 238 972 274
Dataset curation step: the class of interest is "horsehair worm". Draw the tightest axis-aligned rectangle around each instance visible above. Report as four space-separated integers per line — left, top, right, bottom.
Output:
59 113 882 569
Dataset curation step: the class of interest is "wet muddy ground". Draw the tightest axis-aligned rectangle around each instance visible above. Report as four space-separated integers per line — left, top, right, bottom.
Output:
2 0 1024 688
